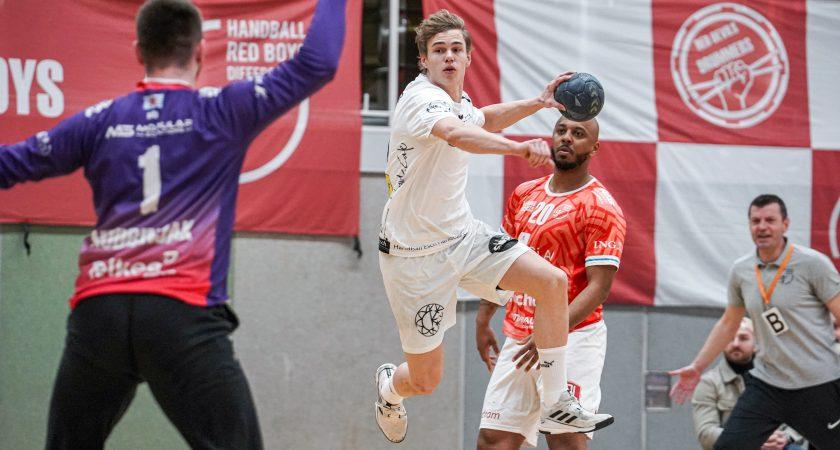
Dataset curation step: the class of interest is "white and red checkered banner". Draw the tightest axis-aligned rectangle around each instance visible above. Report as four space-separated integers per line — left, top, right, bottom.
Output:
0 0 362 236
424 0 840 306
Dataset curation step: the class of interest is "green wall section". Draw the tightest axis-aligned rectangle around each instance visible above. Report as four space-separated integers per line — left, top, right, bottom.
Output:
0 225 187 449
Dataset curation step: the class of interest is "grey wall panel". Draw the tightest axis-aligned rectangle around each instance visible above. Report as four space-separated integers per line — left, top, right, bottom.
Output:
646 308 721 450
0 226 187 449
231 174 466 449
590 306 645 450
461 299 501 450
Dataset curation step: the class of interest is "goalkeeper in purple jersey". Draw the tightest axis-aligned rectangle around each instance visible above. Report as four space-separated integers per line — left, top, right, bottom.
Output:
0 0 346 448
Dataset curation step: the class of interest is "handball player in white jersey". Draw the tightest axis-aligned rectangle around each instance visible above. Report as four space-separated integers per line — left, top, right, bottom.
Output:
373 9 614 443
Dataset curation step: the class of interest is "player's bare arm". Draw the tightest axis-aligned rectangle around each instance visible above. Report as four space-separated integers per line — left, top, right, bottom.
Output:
430 117 552 167
476 300 501 372
669 305 745 404
480 72 573 132
568 265 618 328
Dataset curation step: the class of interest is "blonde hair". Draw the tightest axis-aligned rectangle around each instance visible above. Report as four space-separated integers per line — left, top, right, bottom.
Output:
415 9 472 73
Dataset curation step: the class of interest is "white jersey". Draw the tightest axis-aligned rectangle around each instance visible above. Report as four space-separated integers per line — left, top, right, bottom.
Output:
378 74 485 257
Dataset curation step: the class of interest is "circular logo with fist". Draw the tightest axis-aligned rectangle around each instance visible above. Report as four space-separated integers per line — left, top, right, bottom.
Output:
670 3 789 128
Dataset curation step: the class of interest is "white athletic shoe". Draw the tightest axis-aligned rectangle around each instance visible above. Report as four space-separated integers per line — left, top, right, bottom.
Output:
374 363 407 443
539 389 614 434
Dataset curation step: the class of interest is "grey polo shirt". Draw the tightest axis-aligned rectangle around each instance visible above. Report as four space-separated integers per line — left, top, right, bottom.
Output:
729 240 840 389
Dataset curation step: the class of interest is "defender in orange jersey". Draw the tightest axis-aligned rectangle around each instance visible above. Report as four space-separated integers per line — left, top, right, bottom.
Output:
476 116 626 450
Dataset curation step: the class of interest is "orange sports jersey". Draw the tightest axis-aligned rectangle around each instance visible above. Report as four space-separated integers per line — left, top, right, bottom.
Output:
501 175 626 340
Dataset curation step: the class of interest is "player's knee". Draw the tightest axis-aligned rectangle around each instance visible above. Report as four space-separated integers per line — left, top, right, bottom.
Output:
408 370 442 395
477 428 520 449
534 268 567 303
409 377 439 395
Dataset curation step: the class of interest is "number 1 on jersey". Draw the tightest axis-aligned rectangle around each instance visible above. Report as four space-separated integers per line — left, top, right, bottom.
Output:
138 145 161 215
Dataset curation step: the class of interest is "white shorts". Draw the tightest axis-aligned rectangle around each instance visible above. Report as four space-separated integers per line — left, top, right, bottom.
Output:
479 321 607 447
379 219 530 354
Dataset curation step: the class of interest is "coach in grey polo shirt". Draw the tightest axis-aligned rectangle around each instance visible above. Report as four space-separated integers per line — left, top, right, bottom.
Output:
670 194 840 450
729 238 840 389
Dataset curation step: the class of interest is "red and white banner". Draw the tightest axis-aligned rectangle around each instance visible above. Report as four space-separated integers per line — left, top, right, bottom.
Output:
0 0 362 236
425 0 840 306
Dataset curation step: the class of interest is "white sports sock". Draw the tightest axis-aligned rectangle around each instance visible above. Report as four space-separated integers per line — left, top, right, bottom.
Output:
538 346 568 406
379 371 404 405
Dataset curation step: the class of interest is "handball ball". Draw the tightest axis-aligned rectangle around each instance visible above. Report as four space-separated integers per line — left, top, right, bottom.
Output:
553 72 605 121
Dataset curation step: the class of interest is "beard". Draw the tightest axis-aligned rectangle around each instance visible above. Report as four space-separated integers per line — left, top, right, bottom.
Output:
552 149 590 171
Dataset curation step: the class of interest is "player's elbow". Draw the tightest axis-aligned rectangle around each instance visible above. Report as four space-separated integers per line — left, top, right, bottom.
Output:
319 61 339 81
438 124 466 148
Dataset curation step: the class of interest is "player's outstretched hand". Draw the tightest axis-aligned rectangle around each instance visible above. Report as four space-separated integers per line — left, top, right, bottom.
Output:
520 139 552 168
539 71 575 111
513 334 539 372
668 364 701 404
476 325 500 373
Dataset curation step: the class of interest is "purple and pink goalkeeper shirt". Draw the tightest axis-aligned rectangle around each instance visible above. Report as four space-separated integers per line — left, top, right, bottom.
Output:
0 0 345 308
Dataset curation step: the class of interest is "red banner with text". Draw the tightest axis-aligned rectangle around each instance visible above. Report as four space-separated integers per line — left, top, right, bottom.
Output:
0 0 361 236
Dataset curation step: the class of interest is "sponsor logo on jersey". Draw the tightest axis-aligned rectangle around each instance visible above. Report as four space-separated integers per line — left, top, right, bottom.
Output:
426 100 451 114
387 233 466 253
481 410 501 420
594 240 621 250
35 131 52 156
671 3 789 128
489 235 518 253
142 93 165 110
521 200 537 213
592 187 617 207
88 250 179 280
542 249 555 261
89 219 195 250
84 99 113 118
552 203 574 219
198 86 221 98
105 124 135 139
105 118 194 139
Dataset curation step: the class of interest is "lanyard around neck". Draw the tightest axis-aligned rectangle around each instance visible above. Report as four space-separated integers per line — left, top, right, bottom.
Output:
754 244 794 305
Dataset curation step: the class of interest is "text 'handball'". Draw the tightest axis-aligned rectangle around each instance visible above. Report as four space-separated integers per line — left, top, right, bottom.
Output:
553 72 605 121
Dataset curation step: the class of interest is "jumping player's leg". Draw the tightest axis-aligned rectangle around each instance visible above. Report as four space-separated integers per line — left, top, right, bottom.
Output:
374 340 445 444
391 344 445 398
497 252 613 434
376 250 459 442
498 251 569 405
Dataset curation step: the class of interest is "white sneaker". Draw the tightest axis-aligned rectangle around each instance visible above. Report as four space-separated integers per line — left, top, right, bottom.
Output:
539 389 614 434
374 363 407 443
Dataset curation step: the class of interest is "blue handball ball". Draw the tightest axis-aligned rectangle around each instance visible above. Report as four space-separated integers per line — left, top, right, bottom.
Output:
553 72 605 121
